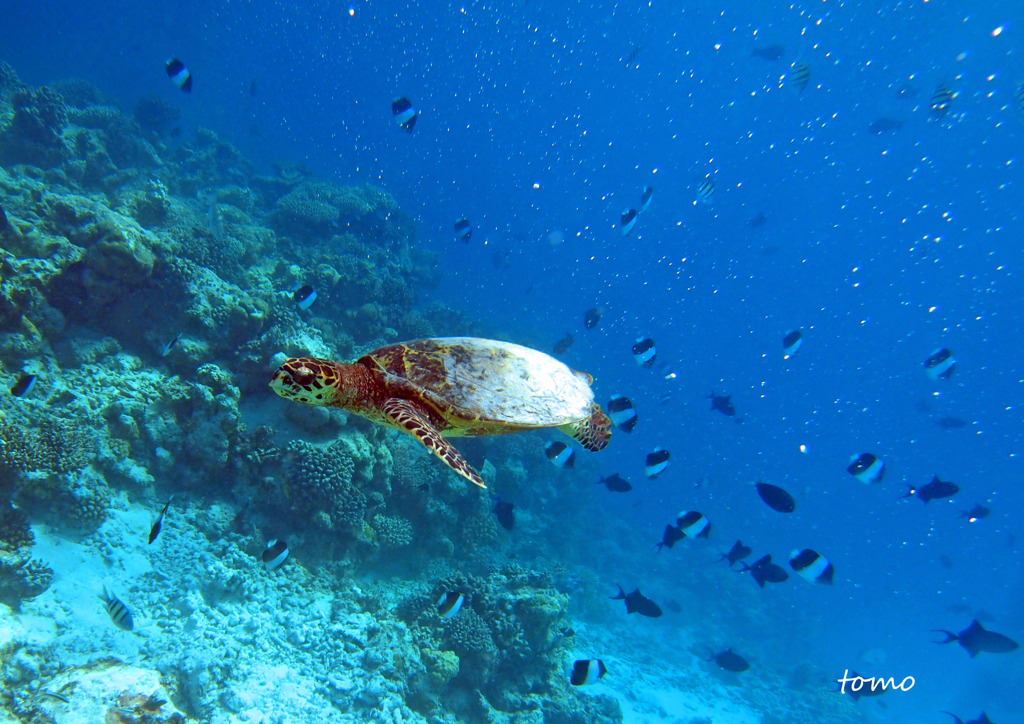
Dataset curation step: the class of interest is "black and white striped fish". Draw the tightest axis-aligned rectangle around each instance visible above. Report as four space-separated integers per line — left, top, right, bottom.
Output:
99 586 134 631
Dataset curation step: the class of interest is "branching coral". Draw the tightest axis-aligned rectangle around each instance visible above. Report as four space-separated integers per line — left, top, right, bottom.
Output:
0 503 34 551
0 420 93 475
284 438 367 532
372 514 413 549
0 550 53 608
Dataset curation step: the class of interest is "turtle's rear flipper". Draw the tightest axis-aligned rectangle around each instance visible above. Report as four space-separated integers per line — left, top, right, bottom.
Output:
381 398 486 488
561 403 612 452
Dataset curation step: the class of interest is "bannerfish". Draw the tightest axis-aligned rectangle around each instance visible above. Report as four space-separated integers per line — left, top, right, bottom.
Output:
869 117 904 134
751 44 785 61
553 332 574 355
583 307 602 329
708 648 750 673
148 496 173 544
293 285 317 311
493 498 515 530
620 208 639 235
960 503 989 523
99 586 134 631
437 591 465 619
632 337 657 367
696 178 715 205
598 473 632 493
738 554 789 588
10 373 36 398
610 586 663 618
454 217 472 243
933 619 1019 658
903 475 960 504
676 510 710 539
930 83 954 119
788 60 811 93
756 481 796 513
848 453 885 483
607 395 637 432
707 391 737 417
392 96 418 132
545 441 575 469
719 539 752 566
783 329 803 359
262 539 289 572
925 348 956 380
942 712 996 724
789 549 834 584
655 523 687 552
644 447 670 478
937 416 968 430
639 185 653 213
570 659 607 686
165 57 192 92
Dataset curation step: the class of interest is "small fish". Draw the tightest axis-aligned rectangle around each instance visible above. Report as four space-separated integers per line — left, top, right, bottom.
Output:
207 198 224 241
847 453 885 483
933 619 1019 658
544 440 575 469
644 447 670 478
676 510 710 540
751 44 785 61
10 373 36 398
293 285 317 310
707 391 736 417
719 539 752 566
625 45 642 67
262 539 289 572
165 57 192 92
40 691 71 704
493 497 515 530
842 669 887 702
930 83 954 119
607 395 637 433
454 217 472 243
924 347 956 380
708 648 750 673
1016 83 1024 115
868 117 904 134
756 481 796 513
942 712 996 724
789 549 834 584
639 185 653 213
598 473 632 493
748 211 768 227
782 329 803 359
903 475 959 504
632 337 657 367
655 523 687 552
570 659 607 686
738 554 789 588
160 333 182 357
788 60 811 93
960 503 989 523
148 496 173 544
553 332 574 355
610 586 662 617
620 208 639 235
940 554 954 569
664 598 683 614
696 178 715 205
936 416 968 429
437 591 465 619
99 586 134 631
392 96 417 132
583 307 602 329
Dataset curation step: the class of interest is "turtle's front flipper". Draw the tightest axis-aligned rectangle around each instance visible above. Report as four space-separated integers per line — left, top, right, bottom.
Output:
560 403 612 452
380 398 486 488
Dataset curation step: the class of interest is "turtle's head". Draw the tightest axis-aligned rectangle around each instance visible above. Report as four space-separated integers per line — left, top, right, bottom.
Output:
270 357 353 408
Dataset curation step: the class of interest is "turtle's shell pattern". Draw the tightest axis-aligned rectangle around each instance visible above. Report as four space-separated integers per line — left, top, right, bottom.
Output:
361 337 596 430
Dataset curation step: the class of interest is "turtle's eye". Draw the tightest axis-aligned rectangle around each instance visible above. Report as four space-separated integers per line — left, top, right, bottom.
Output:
292 365 316 387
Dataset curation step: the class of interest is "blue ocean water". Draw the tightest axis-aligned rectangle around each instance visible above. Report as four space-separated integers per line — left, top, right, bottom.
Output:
3 0 1023 722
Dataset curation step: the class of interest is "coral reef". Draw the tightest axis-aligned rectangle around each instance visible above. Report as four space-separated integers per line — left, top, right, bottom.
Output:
0 85 68 167
0 551 52 608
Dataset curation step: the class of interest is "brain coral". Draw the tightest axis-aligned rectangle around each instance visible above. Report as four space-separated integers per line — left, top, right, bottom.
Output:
372 514 413 549
285 438 367 532
0 420 93 475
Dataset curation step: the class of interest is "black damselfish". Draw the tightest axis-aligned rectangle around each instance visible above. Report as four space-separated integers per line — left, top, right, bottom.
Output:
610 586 662 617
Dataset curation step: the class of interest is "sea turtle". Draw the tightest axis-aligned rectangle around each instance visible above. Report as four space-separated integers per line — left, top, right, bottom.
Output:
269 337 612 488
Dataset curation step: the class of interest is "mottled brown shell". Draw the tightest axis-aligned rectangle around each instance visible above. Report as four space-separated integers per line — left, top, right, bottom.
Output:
361 337 597 429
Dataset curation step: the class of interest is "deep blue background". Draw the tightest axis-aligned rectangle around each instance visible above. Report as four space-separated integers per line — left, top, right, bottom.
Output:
3 1 1023 720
